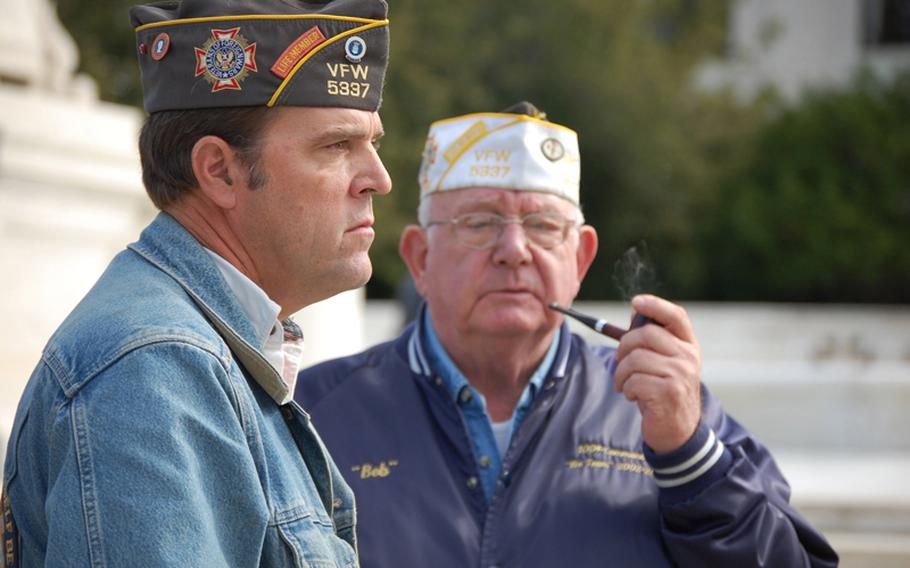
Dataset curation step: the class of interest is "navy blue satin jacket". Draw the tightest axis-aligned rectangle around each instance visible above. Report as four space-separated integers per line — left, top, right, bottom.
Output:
296 321 838 567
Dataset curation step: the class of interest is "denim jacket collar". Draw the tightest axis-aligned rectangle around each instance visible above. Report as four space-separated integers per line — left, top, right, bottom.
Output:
127 212 292 405
203 247 282 349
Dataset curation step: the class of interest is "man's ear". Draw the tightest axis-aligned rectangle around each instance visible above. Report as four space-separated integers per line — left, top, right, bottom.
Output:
191 135 244 209
399 225 430 297
575 225 598 282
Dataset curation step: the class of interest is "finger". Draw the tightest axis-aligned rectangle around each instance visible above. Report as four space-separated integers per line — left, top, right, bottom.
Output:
616 322 686 361
620 372 701 415
631 294 697 344
613 349 670 393
618 372 665 403
614 346 700 394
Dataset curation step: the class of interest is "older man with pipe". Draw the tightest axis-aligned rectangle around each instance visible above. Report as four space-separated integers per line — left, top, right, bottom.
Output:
296 102 838 567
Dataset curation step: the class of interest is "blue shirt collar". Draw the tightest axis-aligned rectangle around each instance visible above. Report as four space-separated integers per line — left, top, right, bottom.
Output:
418 307 560 411
410 305 565 500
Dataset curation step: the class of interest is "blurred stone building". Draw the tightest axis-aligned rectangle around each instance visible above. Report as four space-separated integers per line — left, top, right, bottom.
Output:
700 0 910 100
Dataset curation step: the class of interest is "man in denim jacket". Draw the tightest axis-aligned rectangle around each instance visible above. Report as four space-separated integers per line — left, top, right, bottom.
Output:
296 103 839 567
2 0 391 565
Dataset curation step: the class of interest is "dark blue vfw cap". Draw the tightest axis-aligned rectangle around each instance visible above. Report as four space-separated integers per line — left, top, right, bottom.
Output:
131 0 390 113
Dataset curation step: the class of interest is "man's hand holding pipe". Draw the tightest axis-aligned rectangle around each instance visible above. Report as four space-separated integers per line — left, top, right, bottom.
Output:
614 294 702 454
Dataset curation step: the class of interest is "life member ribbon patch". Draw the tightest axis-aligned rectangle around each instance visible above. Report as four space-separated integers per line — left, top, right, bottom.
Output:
2 489 18 568
271 26 326 79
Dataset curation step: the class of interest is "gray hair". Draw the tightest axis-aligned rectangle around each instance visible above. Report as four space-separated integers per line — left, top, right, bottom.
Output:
417 195 434 226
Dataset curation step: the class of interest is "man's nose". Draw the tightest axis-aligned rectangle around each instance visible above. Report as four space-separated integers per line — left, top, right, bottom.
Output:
352 146 392 196
491 222 532 266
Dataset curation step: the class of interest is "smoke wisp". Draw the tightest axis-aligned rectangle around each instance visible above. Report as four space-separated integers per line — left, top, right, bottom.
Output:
612 242 660 301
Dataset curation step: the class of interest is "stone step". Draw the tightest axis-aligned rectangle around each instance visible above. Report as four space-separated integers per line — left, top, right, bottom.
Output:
825 532 910 568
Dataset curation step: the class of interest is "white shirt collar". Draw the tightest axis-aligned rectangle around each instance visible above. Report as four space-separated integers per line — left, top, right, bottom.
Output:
203 248 280 349
203 249 303 404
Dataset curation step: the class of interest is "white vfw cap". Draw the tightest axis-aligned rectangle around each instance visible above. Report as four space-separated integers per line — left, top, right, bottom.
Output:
418 104 580 204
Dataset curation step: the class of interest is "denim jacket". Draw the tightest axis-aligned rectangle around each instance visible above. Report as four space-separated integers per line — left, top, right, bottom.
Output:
3 213 357 567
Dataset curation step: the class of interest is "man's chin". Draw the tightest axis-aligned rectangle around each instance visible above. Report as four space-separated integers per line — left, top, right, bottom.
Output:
477 309 549 337
347 256 374 289
313 257 372 299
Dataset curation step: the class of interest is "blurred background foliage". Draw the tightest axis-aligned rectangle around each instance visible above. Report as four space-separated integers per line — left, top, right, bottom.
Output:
57 0 910 302
701 71 910 302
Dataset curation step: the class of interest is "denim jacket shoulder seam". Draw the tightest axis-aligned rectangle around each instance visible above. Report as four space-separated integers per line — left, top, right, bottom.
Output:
45 334 232 399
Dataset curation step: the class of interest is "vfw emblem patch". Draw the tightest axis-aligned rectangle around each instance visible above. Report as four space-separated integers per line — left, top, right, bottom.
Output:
194 28 258 92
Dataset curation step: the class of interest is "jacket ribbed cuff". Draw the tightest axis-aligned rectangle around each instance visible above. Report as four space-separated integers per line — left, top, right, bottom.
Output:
643 422 733 504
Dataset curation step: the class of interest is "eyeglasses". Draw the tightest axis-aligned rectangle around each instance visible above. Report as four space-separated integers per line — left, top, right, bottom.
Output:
424 212 578 250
